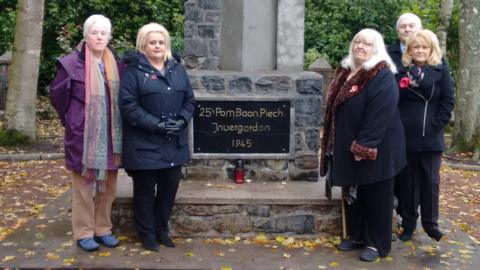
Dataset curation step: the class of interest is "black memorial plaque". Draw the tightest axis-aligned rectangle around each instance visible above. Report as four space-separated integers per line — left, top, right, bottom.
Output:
193 100 290 154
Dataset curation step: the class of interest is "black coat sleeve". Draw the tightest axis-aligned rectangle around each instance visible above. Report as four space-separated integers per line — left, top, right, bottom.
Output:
431 65 454 133
355 70 399 150
119 68 161 133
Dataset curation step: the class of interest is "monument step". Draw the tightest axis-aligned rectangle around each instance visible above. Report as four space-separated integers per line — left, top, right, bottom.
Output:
112 170 343 237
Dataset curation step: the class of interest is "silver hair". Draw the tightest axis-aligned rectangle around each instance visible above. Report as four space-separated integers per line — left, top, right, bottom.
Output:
396 13 422 30
83 14 112 39
341 28 397 73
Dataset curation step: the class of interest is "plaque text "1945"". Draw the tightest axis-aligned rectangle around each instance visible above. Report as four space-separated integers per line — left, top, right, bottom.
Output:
193 100 291 154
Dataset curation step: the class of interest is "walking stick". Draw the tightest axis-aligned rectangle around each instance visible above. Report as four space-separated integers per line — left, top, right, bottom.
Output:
341 197 347 239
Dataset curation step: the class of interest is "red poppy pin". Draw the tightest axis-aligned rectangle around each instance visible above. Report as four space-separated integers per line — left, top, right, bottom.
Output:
399 77 410 89
151 74 157 80
349 85 358 93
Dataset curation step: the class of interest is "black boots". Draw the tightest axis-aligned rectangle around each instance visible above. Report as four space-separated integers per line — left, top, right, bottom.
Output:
398 227 414 241
157 232 175 248
425 228 445 242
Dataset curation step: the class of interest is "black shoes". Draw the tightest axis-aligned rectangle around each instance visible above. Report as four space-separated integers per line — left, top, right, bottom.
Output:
338 239 380 262
140 233 175 251
399 227 444 242
359 246 379 262
425 228 445 242
337 239 363 251
141 236 160 252
158 233 175 248
399 227 415 241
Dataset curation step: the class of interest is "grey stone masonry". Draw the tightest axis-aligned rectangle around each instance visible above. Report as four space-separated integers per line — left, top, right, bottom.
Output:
277 0 305 72
219 0 277 71
187 69 323 182
112 175 342 237
184 0 222 69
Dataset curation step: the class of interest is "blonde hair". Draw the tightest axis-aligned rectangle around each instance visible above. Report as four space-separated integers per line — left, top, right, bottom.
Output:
341 28 397 73
136 23 172 61
83 14 111 39
402 29 442 66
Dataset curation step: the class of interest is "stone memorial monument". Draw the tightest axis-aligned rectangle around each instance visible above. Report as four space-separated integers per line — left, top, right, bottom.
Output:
113 0 341 237
184 0 322 182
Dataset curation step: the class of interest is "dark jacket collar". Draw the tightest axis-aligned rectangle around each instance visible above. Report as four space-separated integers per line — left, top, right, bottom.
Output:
388 41 402 54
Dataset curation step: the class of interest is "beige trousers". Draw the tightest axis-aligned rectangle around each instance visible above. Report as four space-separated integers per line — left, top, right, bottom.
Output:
72 171 117 240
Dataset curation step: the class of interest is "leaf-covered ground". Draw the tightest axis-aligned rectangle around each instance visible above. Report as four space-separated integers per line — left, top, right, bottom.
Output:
0 160 70 240
0 104 479 255
0 158 478 245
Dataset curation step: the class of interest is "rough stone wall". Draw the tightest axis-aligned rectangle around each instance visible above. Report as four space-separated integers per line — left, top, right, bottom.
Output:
183 0 322 182
186 70 323 182
112 201 341 237
184 0 222 69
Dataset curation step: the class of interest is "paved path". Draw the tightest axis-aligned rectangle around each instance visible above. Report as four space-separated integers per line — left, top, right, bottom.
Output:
1 190 478 269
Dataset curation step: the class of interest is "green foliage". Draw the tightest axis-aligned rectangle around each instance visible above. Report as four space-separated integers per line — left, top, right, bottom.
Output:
304 48 323 69
445 1 460 82
0 128 31 146
0 0 184 96
0 0 460 95
0 0 16 55
304 0 459 72
37 0 184 95
403 0 441 31
305 0 407 67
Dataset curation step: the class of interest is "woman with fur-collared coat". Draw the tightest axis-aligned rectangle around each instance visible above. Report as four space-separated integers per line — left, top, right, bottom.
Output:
320 29 406 262
395 30 454 242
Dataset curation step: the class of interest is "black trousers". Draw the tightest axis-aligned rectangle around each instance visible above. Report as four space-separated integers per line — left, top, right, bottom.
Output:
347 178 394 257
395 152 441 231
128 167 181 241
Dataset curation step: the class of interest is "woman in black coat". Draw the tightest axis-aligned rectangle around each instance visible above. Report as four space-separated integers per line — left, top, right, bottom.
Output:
320 29 406 261
395 30 454 242
119 23 195 251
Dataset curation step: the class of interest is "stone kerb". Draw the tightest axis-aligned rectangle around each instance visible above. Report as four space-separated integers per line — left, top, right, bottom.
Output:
186 69 323 182
113 174 342 237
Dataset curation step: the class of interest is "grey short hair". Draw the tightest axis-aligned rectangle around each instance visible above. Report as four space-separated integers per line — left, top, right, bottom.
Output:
341 28 397 73
396 13 422 30
83 14 112 39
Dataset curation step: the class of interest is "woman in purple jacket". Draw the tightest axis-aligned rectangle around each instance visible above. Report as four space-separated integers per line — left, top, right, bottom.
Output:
49 14 122 252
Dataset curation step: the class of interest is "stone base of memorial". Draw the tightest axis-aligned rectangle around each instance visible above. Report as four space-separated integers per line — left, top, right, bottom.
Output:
185 69 323 182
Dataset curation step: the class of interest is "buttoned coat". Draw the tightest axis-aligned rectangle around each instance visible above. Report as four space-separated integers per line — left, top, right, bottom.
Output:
119 53 196 170
320 63 406 186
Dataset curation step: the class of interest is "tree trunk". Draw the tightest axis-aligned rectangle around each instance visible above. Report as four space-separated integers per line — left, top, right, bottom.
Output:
437 0 454 53
453 0 480 159
5 0 45 140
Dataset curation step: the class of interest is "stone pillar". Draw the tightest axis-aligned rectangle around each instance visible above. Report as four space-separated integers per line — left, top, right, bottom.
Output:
184 0 222 69
309 56 333 121
219 0 277 71
277 0 305 72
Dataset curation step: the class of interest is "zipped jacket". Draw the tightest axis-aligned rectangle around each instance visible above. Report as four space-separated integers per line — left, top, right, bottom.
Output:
397 64 454 152
119 52 196 170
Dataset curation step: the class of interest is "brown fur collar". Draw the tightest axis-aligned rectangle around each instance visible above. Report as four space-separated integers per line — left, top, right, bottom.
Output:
320 61 388 176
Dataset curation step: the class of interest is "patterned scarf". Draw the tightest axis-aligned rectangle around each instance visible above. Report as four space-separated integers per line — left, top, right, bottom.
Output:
82 42 122 191
407 64 426 87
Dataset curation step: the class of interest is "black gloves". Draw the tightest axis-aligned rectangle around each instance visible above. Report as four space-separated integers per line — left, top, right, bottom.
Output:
166 118 185 130
155 118 186 135
155 121 169 134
